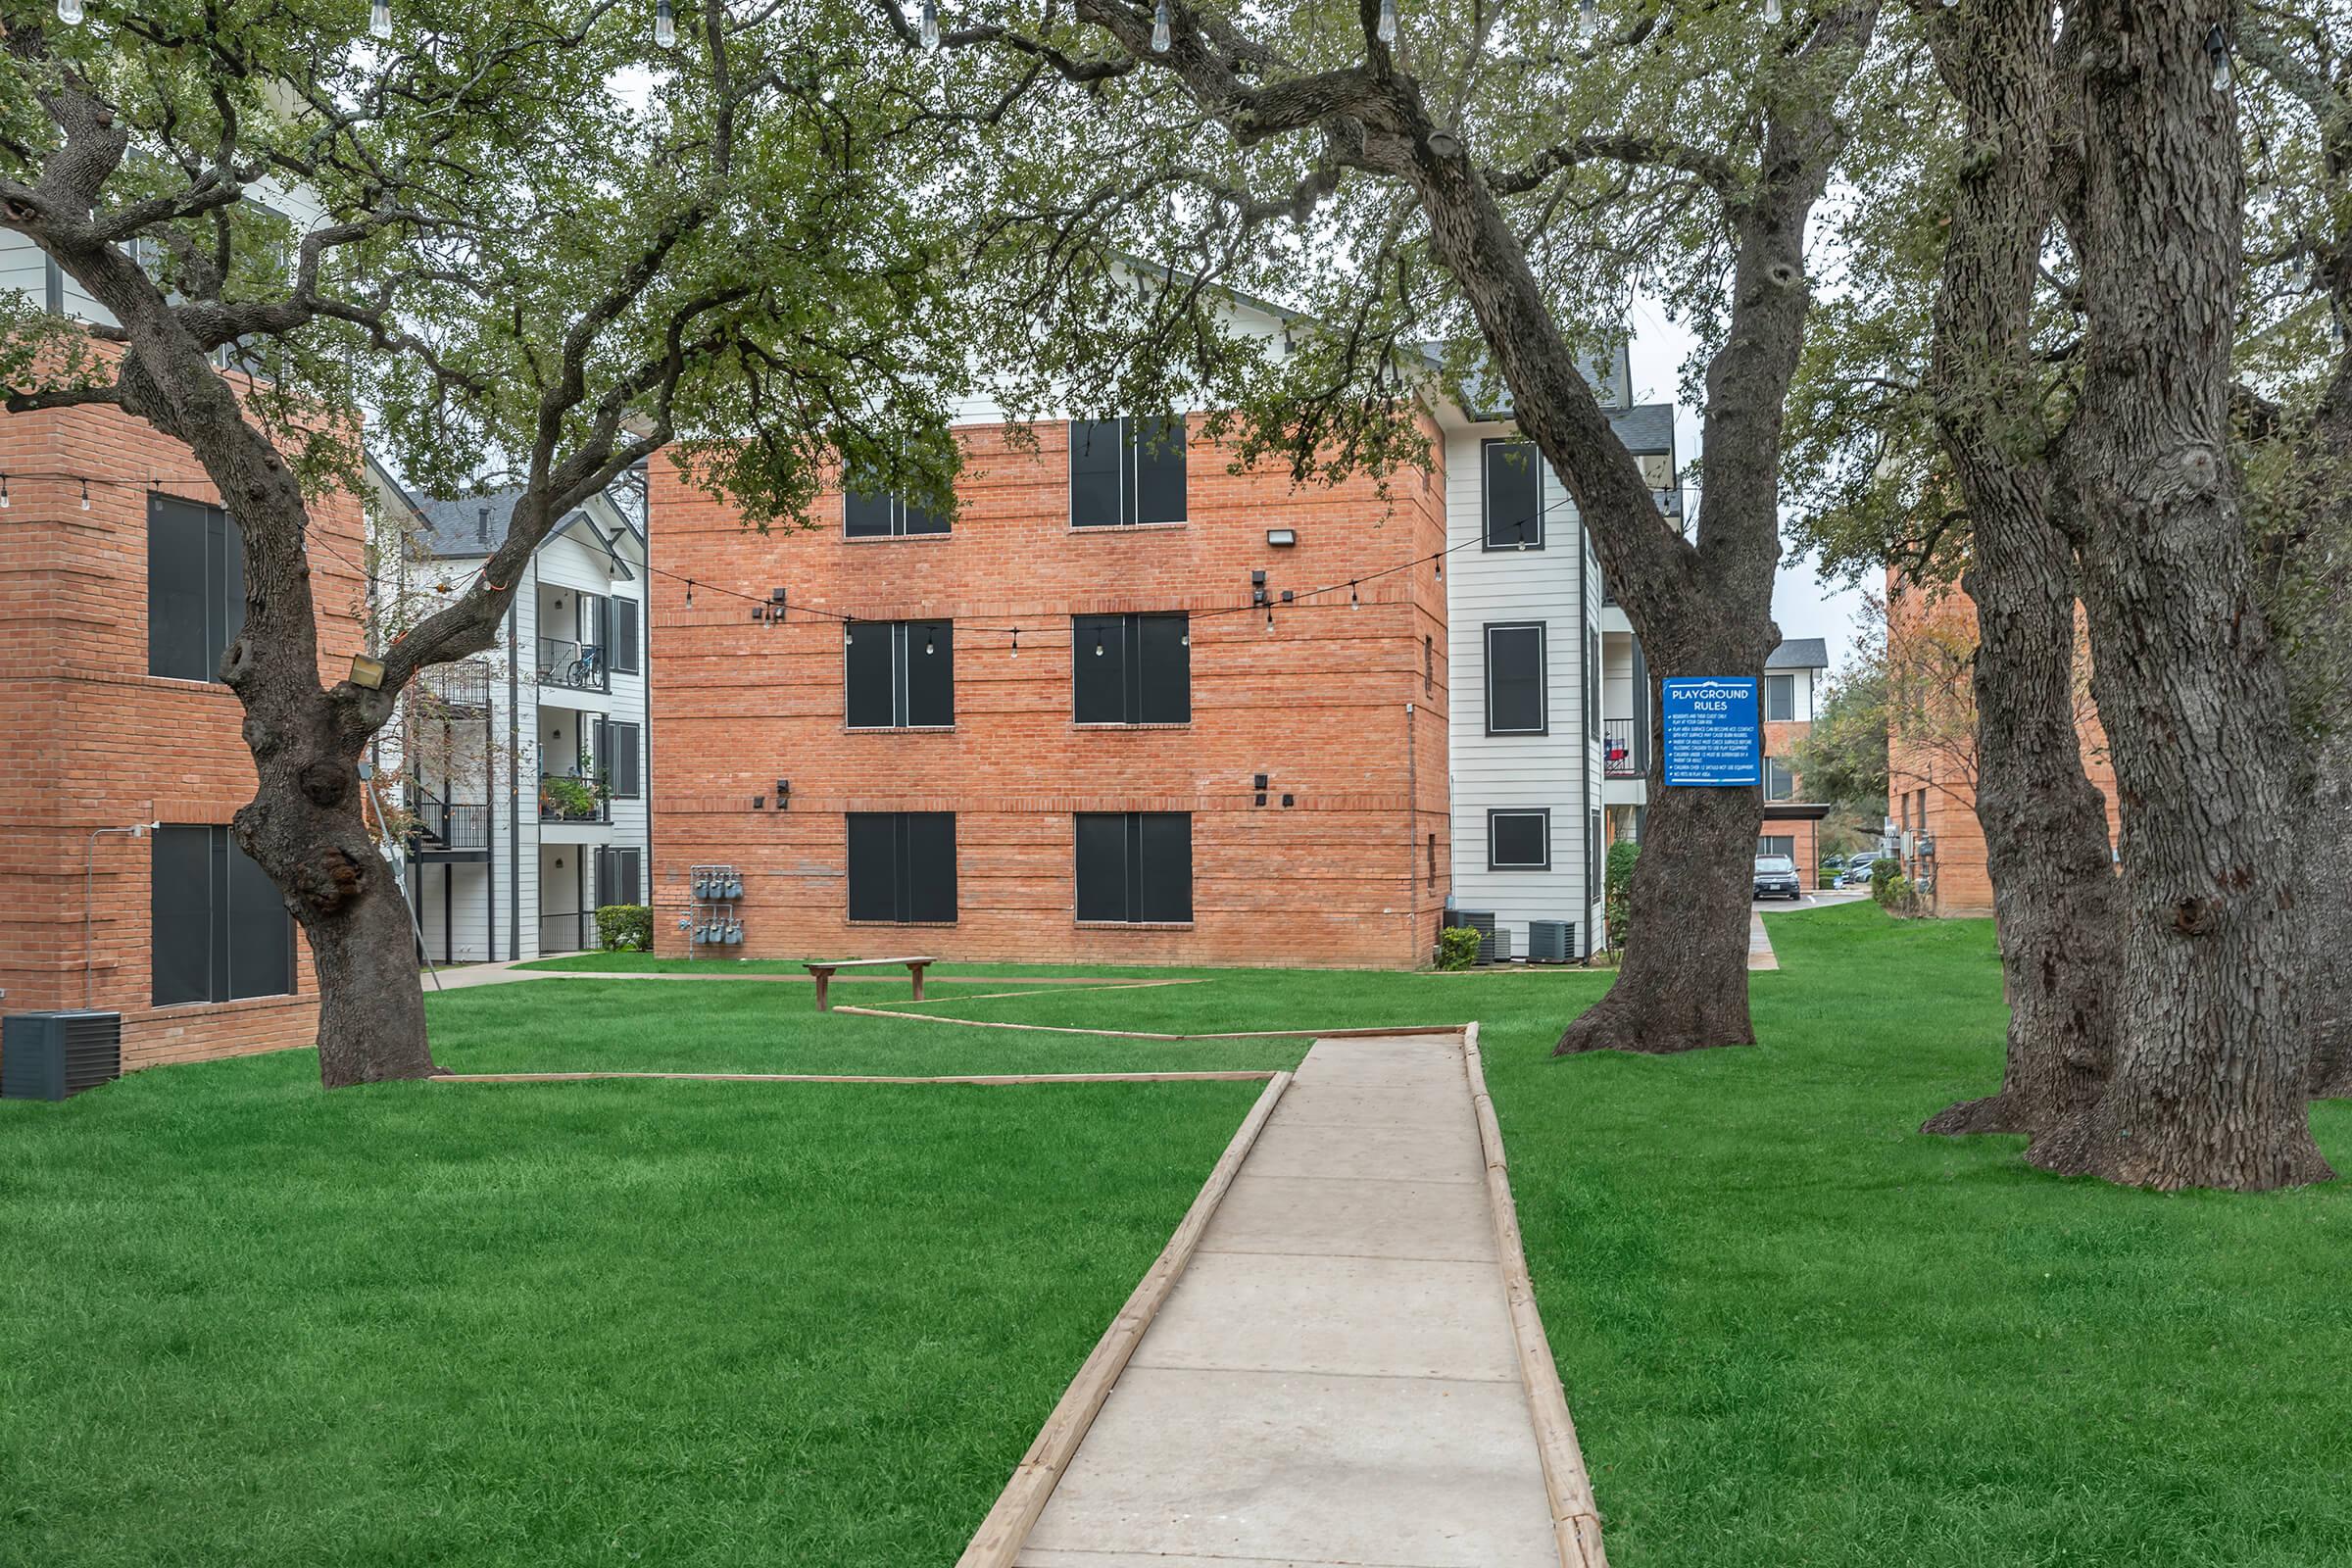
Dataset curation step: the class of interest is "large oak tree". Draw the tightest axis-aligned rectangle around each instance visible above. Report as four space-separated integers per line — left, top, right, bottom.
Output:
0 0 1039 1086
909 0 1889 1055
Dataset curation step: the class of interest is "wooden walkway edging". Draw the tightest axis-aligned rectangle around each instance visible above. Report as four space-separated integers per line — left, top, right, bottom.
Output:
1462 1021 1611 1568
955 1069 1295 1568
431 1070 1280 1087
832 1004 1469 1043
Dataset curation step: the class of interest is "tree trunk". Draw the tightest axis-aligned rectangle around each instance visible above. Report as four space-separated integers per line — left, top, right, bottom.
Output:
1915 0 2123 1143
2306 748 2352 1099
2048 0 2331 1189
1921 553 2121 1144
1556 744 1759 1055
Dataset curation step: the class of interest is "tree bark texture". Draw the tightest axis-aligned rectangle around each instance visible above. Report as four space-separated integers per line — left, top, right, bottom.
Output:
2052 0 2330 1187
1916 0 2124 1145
26 107 442 1087
2289 316 2352 1100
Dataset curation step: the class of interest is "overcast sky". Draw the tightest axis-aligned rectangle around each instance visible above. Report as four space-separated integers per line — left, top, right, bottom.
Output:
1625 294 1872 681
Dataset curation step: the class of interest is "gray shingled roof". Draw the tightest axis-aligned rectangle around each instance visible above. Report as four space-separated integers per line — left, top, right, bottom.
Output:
412 487 523 560
1605 403 1675 459
1768 637 1830 670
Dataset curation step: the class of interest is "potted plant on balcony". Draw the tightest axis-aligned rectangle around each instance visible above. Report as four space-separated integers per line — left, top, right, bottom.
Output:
538 775 599 821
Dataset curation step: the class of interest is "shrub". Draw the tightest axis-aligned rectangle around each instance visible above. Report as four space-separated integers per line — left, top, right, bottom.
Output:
1437 926 1483 970
1603 840 1641 951
1871 864 1924 917
596 904 653 952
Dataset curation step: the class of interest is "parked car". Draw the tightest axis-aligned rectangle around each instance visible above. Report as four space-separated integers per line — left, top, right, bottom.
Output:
1822 854 1846 873
1753 855 1803 901
1839 857 1882 888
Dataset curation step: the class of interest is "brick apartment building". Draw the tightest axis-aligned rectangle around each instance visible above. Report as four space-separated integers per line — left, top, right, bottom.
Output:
1885 579 2119 915
648 413 1454 968
0 349 364 1071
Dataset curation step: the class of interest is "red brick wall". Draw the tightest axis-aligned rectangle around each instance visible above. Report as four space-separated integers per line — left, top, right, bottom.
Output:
649 417 1452 968
1885 578 2117 916
0 369 368 1072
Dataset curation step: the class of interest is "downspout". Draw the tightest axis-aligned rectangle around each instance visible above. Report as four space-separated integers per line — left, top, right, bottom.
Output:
1575 505 1590 957
84 823 157 1006
509 566 523 959
1405 699 1418 964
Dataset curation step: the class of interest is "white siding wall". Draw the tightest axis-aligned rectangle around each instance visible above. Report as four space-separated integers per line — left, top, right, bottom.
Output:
1444 424 1606 957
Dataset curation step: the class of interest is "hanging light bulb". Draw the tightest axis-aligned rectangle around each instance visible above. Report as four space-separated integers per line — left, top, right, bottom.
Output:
57 0 84 24
1 475 11 509
924 630 936 656
1009 627 1019 658
1940 0 1958 8
1349 581 1361 611
79 479 91 511
368 0 390 39
655 0 676 48
1094 633 1105 657
2205 24 2230 92
1377 0 1398 44
1152 0 1171 52
1264 607 1276 634
845 623 856 645
685 580 695 607
920 0 940 53
1433 555 1443 581
1763 0 1782 23
1579 0 1598 40
1179 627 1190 647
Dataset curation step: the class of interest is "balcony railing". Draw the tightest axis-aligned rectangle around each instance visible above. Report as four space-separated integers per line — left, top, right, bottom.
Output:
539 909 596 955
416 659 494 710
537 775 611 824
413 791 492 850
1602 717 1641 778
536 637 609 693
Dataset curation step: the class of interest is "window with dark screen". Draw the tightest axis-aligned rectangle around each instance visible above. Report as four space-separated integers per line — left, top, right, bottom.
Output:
1073 613 1190 723
847 813 958 922
1483 440 1545 550
1487 809 1551 871
151 825 294 1005
1069 416 1188 527
1074 812 1193 922
1484 623 1547 735
844 620 955 727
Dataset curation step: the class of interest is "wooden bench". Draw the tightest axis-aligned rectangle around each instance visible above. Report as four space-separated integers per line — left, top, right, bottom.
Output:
803 956 937 1012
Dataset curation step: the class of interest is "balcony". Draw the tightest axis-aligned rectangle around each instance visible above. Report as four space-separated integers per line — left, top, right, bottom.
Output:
415 659 495 710
409 788 491 858
537 774 611 824
537 637 609 693
1602 717 1641 778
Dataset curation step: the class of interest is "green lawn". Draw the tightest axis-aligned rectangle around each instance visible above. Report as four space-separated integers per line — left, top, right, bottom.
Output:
0 1053 1263 1567
7 904 2348 1567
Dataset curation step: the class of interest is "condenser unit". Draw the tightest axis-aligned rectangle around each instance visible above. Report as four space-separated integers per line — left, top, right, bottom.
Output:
1527 920 1578 964
1454 910 1501 963
2 1010 122 1101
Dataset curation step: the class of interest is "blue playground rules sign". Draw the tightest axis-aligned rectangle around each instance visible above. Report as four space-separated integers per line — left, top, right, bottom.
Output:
1660 677 1762 787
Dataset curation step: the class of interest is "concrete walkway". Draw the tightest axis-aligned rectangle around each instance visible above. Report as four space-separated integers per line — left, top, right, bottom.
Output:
1013 1034 1562 1568
1747 912 1780 971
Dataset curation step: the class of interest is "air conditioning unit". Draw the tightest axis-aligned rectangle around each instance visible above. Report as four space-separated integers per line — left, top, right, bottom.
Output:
1527 920 1578 964
1487 925 1514 964
1455 910 1500 963
2 1010 122 1101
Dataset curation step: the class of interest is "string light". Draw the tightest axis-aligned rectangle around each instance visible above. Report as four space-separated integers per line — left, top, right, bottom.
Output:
1 475 10 509
1094 631 1106 656
656 0 676 48
1763 0 1782 24
57 0 83 24
920 0 940 53
369 0 390 39
1152 0 1171 52
1349 580 1361 610
1578 0 1598 40
79 479 90 511
1009 627 1019 658
1377 0 1397 45
684 580 695 607
924 629 936 656
1264 606 1276 633
2205 24 2230 92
